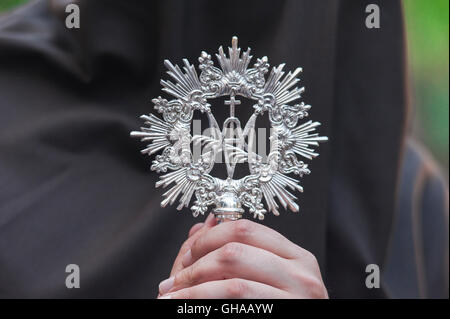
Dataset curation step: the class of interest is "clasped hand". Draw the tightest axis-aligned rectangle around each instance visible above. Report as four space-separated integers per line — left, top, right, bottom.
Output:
158 214 328 299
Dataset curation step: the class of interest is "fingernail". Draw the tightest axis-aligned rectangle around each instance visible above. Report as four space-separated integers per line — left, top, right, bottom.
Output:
159 276 174 295
182 249 192 267
205 213 214 224
158 293 172 299
205 213 217 226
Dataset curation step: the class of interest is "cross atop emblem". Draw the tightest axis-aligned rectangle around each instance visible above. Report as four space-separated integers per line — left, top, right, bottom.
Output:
223 90 244 179
224 91 241 118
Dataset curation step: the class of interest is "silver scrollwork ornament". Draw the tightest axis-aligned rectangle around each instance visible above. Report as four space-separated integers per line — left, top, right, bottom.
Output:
131 37 327 222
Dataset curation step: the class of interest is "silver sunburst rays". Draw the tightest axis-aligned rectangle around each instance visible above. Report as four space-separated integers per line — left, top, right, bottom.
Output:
131 37 327 222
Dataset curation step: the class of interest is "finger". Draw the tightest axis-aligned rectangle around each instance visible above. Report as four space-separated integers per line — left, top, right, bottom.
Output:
188 223 204 237
169 213 216 276
159 278 291 299
166 242 296 295
183 219 303 267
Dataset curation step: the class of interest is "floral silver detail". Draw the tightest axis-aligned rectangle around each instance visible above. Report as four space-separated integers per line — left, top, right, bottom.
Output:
131 37 327 221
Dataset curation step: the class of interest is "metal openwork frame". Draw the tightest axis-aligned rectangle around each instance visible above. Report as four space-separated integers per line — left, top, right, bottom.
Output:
131 37 327 221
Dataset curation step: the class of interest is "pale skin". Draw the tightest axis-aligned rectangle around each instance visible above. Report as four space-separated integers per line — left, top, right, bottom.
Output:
157 213 328 299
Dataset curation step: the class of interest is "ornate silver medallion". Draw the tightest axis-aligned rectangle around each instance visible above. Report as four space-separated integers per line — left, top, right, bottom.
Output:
131 37 327 222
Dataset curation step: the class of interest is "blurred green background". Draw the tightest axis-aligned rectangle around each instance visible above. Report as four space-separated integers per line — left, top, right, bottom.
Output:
1 0 449 170
404 0 449 170
0 0 28 11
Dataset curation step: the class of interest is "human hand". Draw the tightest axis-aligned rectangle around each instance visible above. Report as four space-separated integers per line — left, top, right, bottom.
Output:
158 215 328 299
